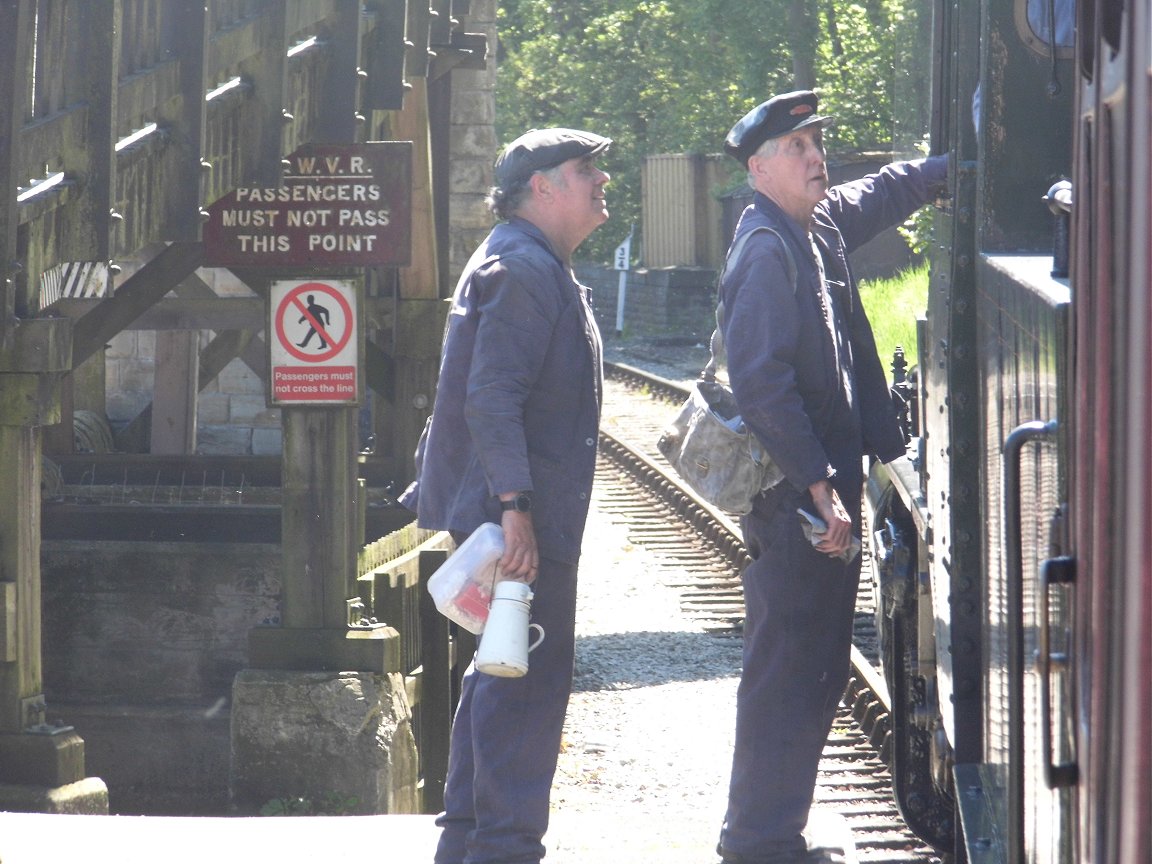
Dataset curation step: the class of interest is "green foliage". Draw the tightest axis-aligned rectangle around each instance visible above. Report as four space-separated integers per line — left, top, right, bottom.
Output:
259 792 361 816
898 205 935 257
495 0 931 263
858 261 929 378
896 140 936 254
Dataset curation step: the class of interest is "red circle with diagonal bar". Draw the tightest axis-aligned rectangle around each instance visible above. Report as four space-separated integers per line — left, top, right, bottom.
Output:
274 281 354 363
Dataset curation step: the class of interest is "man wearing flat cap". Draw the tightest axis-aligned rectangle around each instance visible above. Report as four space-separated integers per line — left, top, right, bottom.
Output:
399 127 611 864
713 92 947 864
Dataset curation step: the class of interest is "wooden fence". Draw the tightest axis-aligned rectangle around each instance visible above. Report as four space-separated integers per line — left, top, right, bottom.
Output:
357 522 476 813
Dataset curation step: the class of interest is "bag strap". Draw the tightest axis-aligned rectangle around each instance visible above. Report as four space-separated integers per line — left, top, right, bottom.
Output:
703 226 797 381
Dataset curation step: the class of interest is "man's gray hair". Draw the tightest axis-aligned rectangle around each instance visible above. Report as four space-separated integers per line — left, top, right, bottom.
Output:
486 164 567 221
746 136 781 185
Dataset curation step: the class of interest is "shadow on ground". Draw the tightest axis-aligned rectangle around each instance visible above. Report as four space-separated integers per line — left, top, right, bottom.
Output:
573 629 742 691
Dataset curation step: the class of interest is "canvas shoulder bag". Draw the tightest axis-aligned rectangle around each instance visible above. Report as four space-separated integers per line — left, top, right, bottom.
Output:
656 226 797 514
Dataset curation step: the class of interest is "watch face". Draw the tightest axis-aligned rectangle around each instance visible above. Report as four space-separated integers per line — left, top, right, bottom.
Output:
501 492 533 512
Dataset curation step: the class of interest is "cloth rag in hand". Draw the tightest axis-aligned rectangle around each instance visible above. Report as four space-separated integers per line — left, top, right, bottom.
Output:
797 508 861 564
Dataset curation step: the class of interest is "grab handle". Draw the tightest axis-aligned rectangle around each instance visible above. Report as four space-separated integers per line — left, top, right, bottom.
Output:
1037 556 1079 788
1003 419 1057 864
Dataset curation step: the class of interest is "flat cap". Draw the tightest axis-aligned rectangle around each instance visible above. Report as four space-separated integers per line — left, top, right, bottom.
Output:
724 91 833 167
493 128 611 189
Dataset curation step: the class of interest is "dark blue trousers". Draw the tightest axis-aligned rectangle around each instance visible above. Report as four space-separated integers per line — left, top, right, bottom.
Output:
720 487 862 859
434 556 578 864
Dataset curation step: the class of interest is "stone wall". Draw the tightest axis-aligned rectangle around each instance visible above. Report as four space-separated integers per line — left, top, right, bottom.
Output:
446 0 499 287
577 264 718 345
42 535 421 815
40 539 282 814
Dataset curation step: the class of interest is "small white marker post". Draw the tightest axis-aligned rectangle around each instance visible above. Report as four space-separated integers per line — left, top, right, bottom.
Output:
613 225 633 334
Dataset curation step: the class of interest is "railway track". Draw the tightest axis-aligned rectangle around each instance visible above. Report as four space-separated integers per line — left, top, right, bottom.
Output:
598 360 941 864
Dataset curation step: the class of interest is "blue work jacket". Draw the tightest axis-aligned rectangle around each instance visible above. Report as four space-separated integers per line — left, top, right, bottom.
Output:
720 156 948 502
399 217 603 564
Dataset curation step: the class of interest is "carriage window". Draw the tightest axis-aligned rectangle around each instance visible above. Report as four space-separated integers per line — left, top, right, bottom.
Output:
1017 0 1076 56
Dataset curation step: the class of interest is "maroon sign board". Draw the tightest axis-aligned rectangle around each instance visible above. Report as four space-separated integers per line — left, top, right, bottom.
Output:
203 142 412 268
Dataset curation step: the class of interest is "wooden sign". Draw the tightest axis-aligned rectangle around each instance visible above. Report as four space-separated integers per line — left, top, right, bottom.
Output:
204 142 412 268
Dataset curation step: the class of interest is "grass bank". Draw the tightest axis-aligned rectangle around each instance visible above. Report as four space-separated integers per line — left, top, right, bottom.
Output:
858 261 929 382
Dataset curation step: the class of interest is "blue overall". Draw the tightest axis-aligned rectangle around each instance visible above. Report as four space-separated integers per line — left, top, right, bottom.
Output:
717 157 948 860
399 216 603 864
434 555 578 863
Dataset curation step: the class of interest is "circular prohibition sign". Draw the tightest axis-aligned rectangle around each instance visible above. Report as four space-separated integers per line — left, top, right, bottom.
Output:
274 281 355 364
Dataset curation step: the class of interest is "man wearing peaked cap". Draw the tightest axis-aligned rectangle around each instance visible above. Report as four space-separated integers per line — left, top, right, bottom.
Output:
711 93 949 864
399 126 611 864
724 91 834 167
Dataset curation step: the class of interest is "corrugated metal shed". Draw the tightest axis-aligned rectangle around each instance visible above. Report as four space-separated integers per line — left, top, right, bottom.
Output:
641 153 729 269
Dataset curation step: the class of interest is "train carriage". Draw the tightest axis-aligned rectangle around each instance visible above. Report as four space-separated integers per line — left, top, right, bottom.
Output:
865 0 1151 861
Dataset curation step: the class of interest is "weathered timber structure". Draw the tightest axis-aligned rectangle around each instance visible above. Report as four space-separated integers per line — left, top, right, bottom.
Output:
0 0 497 814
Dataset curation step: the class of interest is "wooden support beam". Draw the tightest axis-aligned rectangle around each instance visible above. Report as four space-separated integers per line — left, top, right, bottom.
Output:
280 407 360 630
159 1 210 242
0 0 34 330
387 298 446 484
150 331 199 454
383 78 440 299
416 545 451 813
362 0 410 111
52 296 264 332
315 0 365 143
0 426 43 733
70 241 205 368
243 2 289 188
366 338 396 402
406 0 433 78
68 1 117 266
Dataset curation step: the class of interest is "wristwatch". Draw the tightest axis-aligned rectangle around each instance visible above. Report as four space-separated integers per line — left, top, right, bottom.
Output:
500 491 534 513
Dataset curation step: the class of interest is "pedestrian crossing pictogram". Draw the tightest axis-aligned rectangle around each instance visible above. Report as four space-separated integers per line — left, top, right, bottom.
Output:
270 279 359 404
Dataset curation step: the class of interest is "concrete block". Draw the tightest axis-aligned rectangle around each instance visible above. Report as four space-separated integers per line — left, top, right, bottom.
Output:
0 731 86 787
228 395 279 427
104 391 151 424
216 359 265 396
197 392 231 424
196 425 253 455
251 427 283 456
0 777 108 814
230 669 419 816
103 332 137 361
135 331 155 362
116 359 155 394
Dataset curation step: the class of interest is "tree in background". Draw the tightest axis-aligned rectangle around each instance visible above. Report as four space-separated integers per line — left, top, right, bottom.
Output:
494 0 929 263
